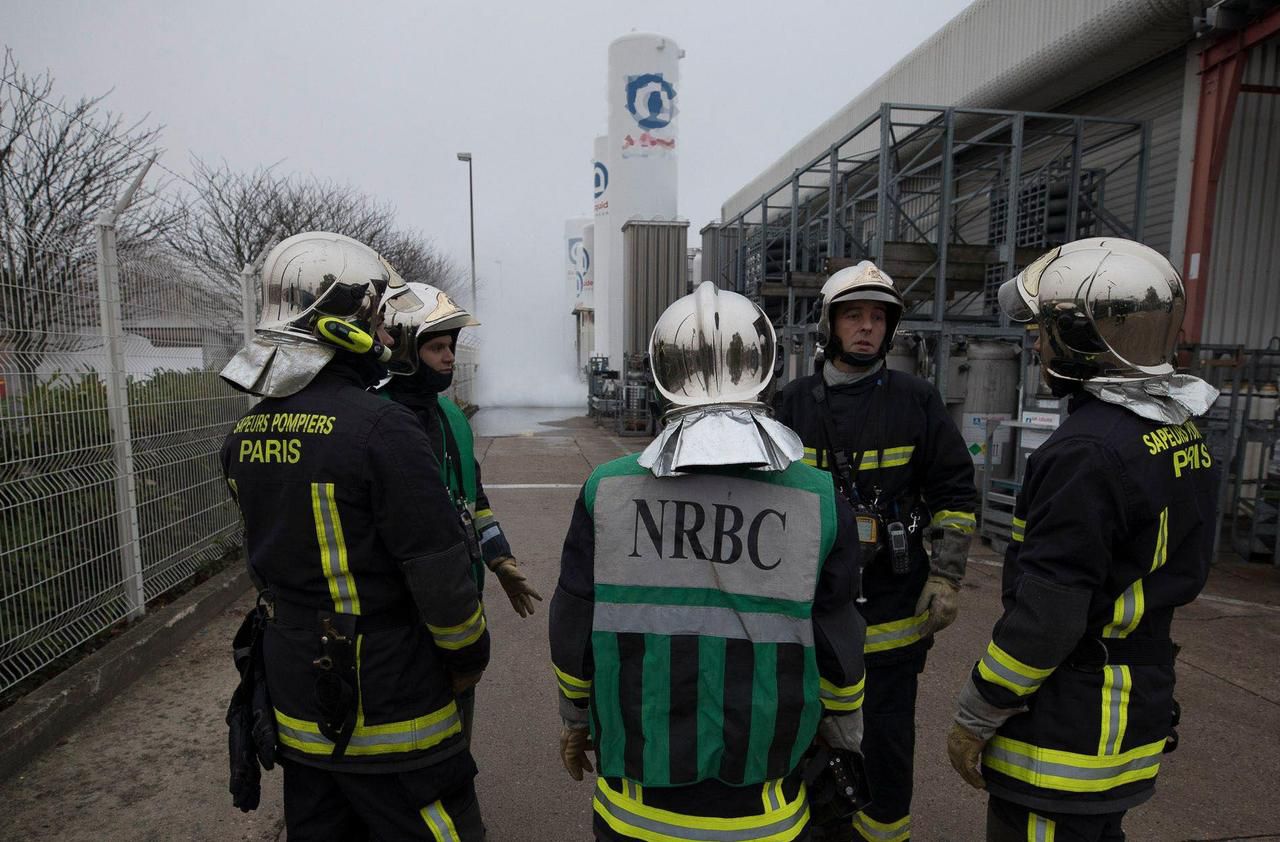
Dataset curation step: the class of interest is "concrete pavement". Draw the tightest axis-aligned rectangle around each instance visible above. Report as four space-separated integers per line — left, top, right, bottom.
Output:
2 409 1277 841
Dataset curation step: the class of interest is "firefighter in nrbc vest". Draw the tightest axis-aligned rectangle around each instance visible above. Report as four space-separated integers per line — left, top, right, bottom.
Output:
774 261 978 842
220 233 489 841
375 280 542 742
948 238 1220 842
550 282 869 842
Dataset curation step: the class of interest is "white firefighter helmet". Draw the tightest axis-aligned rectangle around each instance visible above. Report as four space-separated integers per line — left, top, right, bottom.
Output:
256 231 404 345
817 260 904 361
998 237 1185 385
379 282 481 376
649 281 776 409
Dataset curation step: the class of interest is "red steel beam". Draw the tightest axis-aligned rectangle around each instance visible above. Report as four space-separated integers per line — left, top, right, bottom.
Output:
1181 6 1280 344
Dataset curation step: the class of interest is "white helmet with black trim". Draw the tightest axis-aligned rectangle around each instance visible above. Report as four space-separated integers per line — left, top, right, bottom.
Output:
379 282 480 376
817 261 904 365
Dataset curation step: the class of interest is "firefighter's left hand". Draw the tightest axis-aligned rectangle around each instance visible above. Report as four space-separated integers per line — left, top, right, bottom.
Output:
915 576 960 637
947 723 987 789
493 556 543 618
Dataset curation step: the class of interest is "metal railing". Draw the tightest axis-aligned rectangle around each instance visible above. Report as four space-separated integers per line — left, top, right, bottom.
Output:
0 182 252 695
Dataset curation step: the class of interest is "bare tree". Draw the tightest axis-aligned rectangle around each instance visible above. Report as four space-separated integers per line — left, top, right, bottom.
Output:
171 158 464 304
0 48 181 390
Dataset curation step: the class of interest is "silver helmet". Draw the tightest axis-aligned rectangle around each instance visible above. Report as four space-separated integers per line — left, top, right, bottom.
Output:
998 237 1185 385
649 281 775 410
379 282 480 376
256 231 404 345
817 261 904 362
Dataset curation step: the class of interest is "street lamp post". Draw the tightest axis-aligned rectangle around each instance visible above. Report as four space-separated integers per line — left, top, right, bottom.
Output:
457 152 477 316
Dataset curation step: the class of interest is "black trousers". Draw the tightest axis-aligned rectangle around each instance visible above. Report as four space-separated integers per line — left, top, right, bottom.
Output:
282 756 485 841
987 796 1126 842
813 653 924 842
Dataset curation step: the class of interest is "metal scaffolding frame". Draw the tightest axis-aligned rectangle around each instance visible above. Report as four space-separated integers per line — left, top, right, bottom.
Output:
704 103 1150 394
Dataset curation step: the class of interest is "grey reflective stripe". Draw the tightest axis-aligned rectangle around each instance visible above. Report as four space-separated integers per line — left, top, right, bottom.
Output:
764 782 781 811
347 709 460 749
1103 666 1126 755
1030 814 1054 842
850 812 910 841
864 615 926 651
422 800 459 841
1104 586 1139 639
594 602 813 646
314 483 357 613
276 721 333 749
820 683 863 708
431 609 486 647
986 742 1161 782
479 525 501 544
594 783 807 842
980 650 1041 693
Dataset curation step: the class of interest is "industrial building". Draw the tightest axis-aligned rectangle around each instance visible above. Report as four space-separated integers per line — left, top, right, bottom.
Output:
701 0 1279 559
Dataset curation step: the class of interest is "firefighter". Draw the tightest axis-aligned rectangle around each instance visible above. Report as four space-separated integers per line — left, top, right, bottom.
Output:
550 282 869 841
774 261 978 842
948 238 1220 841
376 281 542 740
220 232 489 841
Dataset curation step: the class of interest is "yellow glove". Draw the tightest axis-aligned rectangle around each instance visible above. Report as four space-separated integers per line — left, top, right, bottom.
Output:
560 726 595 781
914 575 959 637
947 723 987 789
492 556 543 618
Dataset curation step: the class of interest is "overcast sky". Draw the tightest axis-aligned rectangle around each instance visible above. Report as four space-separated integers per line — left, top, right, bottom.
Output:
4 0 973 405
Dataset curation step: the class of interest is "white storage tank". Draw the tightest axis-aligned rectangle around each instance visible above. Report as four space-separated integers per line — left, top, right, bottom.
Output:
592 134 611 361
605 32 681 369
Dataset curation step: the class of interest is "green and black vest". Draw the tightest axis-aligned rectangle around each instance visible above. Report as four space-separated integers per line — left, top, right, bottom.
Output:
584 454 838 787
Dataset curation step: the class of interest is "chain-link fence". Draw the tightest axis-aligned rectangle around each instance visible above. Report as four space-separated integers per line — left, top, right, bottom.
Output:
0 206 251 696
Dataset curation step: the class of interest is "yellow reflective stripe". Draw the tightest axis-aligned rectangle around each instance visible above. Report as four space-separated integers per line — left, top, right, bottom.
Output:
1098 665 1131 756
864 613 928 654
761 779 785 812
984 735 1163 793
930 509 977 535
852 811 910 842
421 799 461 841
1027 813 1056 842
428 604 486 650
857 445 915 471
474 507 494 521
1102 579 1145 639
819 675 866 711
978 640 1054 697
593 777 809 841
555 664 592 699
227 477 238 496
1150 507 1168 573
274 701 462 757
311 482 359 614
1011 517 1026 543
802 447 820 468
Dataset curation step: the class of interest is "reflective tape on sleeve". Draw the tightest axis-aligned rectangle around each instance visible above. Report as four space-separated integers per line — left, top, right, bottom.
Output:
819 674 866 712
977 640 1054 697
428 604 487 650
555 664 592 700
930 509 976 535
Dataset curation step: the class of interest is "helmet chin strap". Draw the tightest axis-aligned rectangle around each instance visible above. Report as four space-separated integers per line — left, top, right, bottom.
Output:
839 350 882 368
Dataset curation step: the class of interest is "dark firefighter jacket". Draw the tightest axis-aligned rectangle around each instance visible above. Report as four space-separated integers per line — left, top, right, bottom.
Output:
969 393 1217 814
775 369 978 663
377 383 514 591
549 454 866 840
221 359 490 773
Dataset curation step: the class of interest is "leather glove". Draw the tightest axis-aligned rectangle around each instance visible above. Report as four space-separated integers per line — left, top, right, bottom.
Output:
450 671 483 695
947 722 987 789
914 575 960 637
493 556 543 618
560 725 595 781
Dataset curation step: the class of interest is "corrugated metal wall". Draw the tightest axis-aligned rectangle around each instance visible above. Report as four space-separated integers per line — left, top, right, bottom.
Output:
1054 50 1187 256
721 0 1205 221
1202 39 1280 348
623 221 690 355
